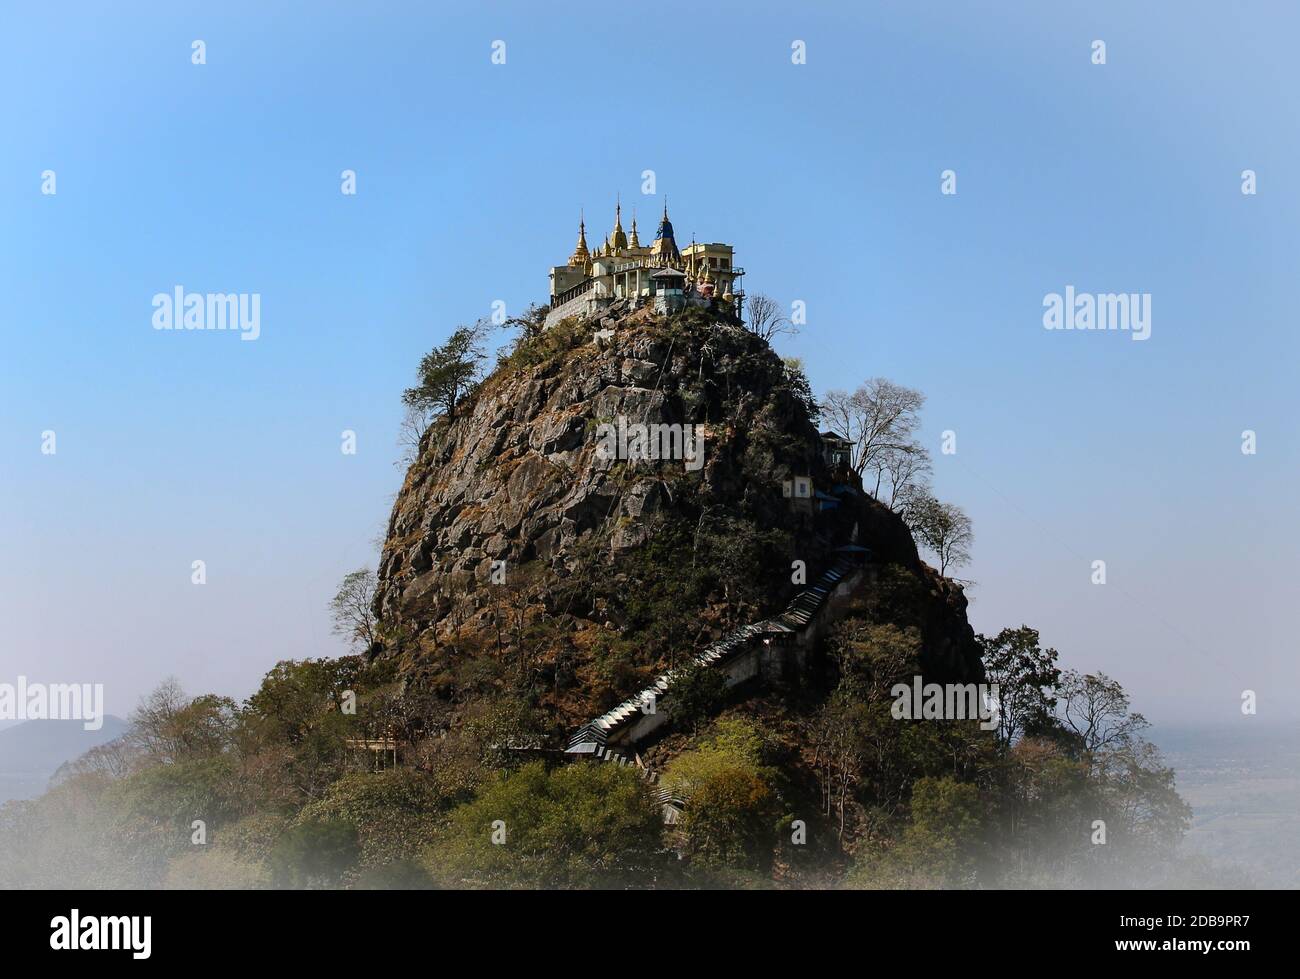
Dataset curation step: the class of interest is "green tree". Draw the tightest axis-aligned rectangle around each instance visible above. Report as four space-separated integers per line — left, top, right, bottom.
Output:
427 761 665 888
403 321 489 420
297 770 447 872
827 619 920 698
663 719 781 873
904 493 973 576
780 357 819 422
101 756 245 884
1091 736 1191 863
240 658 364 802
979 626 1061 750
985 670 1192 886
268 818 360 888
163 849 270 890
668 663 728 734
692 514 791 624
851 776 984 888
242 658 362 747
126 679 238 765
902 776 983 882
353 858 435 890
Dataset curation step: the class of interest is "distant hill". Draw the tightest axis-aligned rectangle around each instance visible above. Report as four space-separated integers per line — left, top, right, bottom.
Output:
0 716 129 804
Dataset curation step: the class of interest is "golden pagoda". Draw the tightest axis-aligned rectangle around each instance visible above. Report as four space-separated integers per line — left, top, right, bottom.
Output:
608 196 628 252
567 211 591 273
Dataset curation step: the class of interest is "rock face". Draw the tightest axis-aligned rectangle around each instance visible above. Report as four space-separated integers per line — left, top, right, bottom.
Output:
373 303 980 720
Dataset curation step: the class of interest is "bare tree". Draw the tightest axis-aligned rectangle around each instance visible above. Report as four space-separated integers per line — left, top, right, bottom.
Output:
811 695 865 840
124 677 190 763
124 679 237 765
1056 670 1148 754
905 493 973 577
51 737 141 783
330 567 378 652
743 293 796 343
821 379 926 485
871 441 932 511
396 403 437 468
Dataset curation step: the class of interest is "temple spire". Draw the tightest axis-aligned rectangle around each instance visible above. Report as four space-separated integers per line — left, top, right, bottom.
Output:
610 193 628 251
568 209 591 268
650 196 679 265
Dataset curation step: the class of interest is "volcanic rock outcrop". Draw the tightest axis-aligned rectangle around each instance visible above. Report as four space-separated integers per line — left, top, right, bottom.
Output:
373 303 979 723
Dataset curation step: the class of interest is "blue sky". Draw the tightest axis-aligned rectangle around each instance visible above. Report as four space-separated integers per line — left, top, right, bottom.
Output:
2 1 1296 725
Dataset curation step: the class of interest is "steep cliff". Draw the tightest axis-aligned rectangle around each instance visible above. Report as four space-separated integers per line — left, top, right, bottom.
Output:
372 302 979 728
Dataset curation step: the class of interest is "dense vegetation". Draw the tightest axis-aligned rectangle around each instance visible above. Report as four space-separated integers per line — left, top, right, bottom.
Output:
0 599 1228 889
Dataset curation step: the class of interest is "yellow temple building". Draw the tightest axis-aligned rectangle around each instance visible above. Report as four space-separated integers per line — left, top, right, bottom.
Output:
544 198 743 329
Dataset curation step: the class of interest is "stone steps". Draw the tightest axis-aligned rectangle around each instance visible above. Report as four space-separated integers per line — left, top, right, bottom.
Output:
565 553 863 759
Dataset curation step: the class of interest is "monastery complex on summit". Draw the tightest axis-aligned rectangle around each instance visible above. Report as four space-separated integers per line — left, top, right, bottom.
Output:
543 198 744 328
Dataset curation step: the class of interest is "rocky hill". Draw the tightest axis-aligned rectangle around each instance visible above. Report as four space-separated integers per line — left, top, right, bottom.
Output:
372 302 979 732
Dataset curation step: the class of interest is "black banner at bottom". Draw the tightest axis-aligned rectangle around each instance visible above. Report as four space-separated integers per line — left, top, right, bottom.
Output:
1 887 1283 965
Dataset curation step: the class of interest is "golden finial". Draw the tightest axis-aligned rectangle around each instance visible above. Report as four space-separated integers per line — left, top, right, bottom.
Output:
610 193 628 251
569 208 591 268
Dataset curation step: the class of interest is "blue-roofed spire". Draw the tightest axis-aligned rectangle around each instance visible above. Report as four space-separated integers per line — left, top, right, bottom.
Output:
655 196 674 241
651 196 679 264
